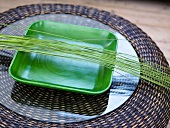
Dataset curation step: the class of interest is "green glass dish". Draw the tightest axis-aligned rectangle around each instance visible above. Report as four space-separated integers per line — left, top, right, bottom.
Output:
9 20 117 94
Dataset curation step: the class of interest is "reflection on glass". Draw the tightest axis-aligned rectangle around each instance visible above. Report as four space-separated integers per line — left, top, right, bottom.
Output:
11 82 109 122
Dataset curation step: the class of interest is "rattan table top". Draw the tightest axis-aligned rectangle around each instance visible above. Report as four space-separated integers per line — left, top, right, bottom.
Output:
0 3 169 127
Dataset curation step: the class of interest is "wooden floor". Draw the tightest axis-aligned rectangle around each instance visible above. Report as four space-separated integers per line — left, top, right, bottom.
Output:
0 0 170 127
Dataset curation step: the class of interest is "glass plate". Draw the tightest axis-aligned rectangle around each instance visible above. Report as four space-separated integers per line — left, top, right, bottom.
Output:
0 14 139 123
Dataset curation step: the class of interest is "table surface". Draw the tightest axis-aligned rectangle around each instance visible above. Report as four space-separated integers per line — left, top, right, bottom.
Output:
0 0 170 127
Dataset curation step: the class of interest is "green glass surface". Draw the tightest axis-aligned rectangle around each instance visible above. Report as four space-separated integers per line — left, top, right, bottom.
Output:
9 20 117 94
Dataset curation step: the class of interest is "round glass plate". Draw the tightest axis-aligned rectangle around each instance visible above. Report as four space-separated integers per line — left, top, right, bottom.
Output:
0 14 139 123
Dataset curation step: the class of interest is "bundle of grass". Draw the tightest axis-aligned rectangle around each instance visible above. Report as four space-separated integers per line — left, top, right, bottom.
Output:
0 33 169 90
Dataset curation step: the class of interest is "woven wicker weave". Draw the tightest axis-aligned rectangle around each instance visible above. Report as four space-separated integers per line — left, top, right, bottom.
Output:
0 3 169 127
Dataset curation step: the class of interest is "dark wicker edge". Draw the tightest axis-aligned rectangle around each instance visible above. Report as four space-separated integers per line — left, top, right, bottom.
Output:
0 3 169 128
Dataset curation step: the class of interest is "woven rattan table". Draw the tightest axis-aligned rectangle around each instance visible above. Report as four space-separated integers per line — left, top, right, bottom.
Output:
0 3 170 127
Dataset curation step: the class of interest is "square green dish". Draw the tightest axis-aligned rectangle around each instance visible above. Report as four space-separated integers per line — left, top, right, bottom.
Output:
9 20 117 94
